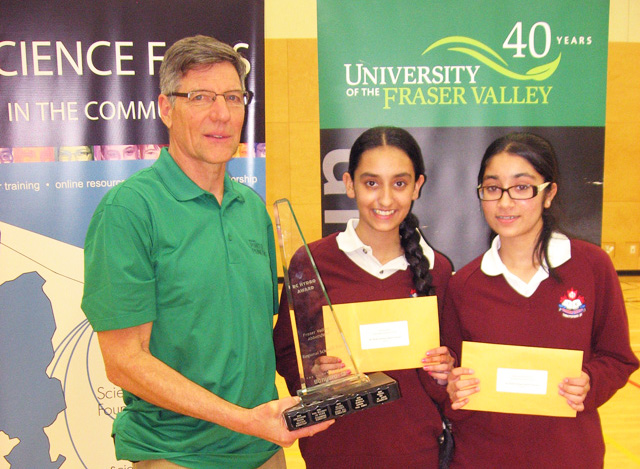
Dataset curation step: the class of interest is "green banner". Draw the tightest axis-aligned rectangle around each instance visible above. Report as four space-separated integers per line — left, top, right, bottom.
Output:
318 0 608 129
318 0 608 269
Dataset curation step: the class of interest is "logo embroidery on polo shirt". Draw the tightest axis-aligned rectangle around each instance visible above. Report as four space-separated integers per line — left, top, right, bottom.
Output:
247 239 267 256
558 288 586 318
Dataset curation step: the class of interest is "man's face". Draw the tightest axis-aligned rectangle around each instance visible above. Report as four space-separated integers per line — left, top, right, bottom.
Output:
159 62 245 168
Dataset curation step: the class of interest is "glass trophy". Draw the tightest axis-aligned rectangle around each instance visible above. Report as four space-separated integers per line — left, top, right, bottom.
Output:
274 199 401 430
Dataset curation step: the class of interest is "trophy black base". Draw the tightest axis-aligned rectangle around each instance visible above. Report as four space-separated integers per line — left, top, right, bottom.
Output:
283 372 401 430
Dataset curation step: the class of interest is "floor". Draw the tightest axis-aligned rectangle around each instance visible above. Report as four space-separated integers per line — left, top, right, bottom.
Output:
600 275 640 468
275 275 640 468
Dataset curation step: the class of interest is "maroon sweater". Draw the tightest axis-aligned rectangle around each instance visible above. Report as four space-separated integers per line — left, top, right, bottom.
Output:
441 238 639 468
274 233 453 468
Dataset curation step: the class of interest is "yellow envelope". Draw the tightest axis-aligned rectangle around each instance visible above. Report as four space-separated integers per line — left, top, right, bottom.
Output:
461 341 584 417
322 296 439 373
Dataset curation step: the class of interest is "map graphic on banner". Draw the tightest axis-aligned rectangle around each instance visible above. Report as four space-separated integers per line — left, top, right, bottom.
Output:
317 0 609 270
0 0 265 466
0 222 118 468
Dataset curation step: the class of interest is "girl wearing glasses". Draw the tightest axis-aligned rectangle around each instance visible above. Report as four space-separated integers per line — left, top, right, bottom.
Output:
442 132 638 468
274 126 454 468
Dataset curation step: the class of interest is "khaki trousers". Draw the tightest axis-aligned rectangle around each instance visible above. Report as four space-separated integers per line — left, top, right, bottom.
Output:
132 448 286 469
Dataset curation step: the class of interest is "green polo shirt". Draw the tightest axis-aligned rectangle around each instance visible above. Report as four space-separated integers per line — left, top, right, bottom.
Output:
82 148 279 468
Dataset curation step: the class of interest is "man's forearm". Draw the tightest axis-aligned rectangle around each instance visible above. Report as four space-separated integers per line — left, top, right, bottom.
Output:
97 326 332 447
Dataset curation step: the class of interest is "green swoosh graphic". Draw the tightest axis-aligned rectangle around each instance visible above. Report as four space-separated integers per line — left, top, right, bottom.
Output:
422 36 561 81
424 36 508 65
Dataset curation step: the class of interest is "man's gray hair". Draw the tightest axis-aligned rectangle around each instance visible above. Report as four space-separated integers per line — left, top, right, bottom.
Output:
159 35 248 102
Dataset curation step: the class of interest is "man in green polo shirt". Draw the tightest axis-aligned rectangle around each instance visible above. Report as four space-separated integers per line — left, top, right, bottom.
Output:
81 35 332 469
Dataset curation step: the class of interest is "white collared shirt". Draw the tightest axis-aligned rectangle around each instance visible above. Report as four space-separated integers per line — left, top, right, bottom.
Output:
336 218 436 279
480 232 571 297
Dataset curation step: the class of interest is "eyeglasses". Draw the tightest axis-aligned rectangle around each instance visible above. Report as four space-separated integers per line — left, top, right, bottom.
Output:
167 89 253 107
477 182 551 201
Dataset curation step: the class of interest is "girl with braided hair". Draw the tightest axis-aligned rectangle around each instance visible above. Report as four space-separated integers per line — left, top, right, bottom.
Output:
274 126 453 468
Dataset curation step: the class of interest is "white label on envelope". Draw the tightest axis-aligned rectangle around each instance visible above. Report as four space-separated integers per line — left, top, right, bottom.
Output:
360 321 410 350
496 368 548 395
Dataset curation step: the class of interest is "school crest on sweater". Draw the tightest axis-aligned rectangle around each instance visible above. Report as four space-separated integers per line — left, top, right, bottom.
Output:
558 289 586 318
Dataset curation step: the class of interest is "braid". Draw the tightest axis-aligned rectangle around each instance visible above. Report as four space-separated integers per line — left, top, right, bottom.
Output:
400 213 434 296
347 126 433 293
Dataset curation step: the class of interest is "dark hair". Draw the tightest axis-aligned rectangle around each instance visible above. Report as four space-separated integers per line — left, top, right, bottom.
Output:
478 132 563 278
348 126 434 296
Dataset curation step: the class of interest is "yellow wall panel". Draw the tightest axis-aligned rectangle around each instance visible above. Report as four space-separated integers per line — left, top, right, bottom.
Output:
289 121 321 205
610 0 630 41
292 201 323 245
287 39 320 123
265 38 322 248
265 0 317 39
630 0 640 42
266 122 292 204
602 202 640 245
605 43 640 124
603 122 640 202
602 42 640 269
265 39 290 123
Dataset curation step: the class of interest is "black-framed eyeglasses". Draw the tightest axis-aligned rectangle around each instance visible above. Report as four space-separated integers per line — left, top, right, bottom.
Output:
167 89 254 107
477 182 551 201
